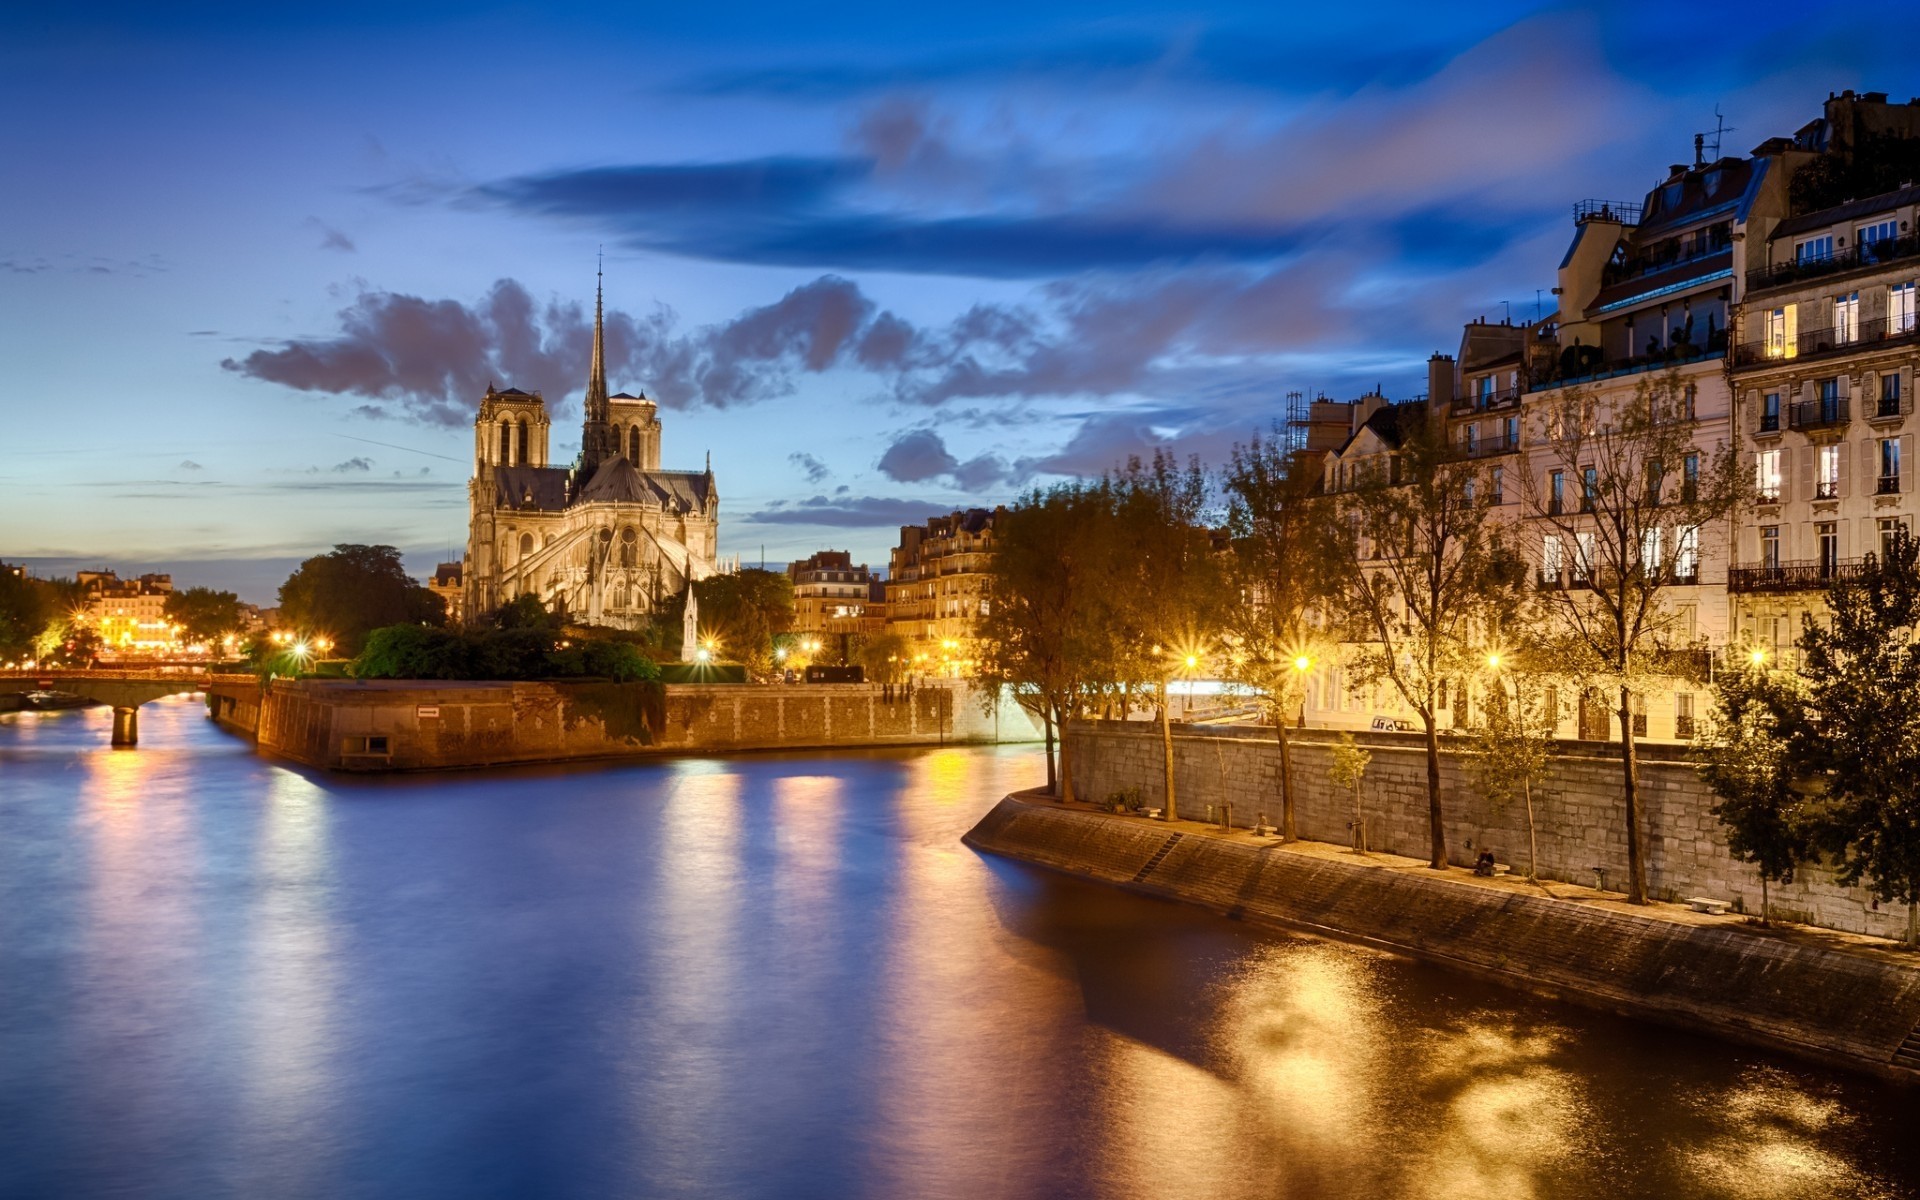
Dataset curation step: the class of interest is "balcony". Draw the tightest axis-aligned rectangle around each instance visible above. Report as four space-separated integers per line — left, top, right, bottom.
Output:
1745 232 1920 295
1880 475 1902 495
1788 396 1849 431
1455 431 1521 459
1532 337 1726 390
1574 199 1643 225
1728 557 1866 593
1758 411 1781 433
1451 387 1523 415
1814 481 1840 500
1734 317 1920 368
1601 235 1733 288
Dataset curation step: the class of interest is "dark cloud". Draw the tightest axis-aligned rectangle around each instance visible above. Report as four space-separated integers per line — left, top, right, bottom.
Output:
875 429 1021 490
787 452 831 483
744 495 953 528
307 218 356 253
329 457 373 472
226 275 917 420
178 460 203 470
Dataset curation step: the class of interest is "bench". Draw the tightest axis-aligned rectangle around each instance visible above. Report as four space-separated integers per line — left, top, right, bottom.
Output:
1684 896 1731 915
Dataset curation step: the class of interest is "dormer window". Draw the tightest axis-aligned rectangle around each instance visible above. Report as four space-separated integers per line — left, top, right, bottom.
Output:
1796 235 1834 265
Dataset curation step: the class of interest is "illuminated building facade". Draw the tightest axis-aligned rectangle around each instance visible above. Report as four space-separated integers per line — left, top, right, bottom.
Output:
79 570 177 655
885 508 1000 675
463 275 725 628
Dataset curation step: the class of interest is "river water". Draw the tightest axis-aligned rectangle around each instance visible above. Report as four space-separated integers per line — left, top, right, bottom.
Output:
4 694 1920 1199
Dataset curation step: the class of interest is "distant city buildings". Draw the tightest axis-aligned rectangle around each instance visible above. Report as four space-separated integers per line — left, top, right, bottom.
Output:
786 551 883 660
885 508 1001 676
78 570 176 655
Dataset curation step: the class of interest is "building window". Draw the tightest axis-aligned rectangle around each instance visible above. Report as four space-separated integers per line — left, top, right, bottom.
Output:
1818 522 1838 573
1676 525 1699 582
1574 532 1595 583
1755 449 1781 503
1817 444 1841 499
1861 219 1900 255
499 422 513 464
1762 525 1781 569
1640 527 1663 576
1882 438 1902 494
1882 518 1910 559
1683 453 1700 502
1675 693 1696 741
1631 692 1648 737
1490 466 1504 505
1893 282 1917 334
1581 466 1598 511
1835 292 1860 345
1819 377 1842 418
1549 470 1565 515
1796 235 1834 265
1503 416 1519 449
1540 535 1563 585
1464 425 1478 453
1760 392 1780 432
1765 306 1798 359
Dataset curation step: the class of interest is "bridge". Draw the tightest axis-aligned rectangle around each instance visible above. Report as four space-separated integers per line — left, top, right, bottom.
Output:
0 668 231 745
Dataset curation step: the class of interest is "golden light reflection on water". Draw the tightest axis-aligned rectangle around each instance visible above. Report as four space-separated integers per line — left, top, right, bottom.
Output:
865 750 1084 1200
1410 1024 1589 1200
235 769 338 1194
771 774 842 912
1682 1068 1893 1199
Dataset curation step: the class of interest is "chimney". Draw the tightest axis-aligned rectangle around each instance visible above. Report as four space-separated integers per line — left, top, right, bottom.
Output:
1428 353 1456 409
1694 132 1705 168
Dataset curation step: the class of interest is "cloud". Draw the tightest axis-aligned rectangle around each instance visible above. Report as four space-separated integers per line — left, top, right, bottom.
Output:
178 460 203 471
329 457 373 472
787 451 831 483
744 494 953 528
307 217 356 252
876 428 1020 490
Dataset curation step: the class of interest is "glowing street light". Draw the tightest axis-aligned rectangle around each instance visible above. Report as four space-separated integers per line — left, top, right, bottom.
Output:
1486 652 1502 670
1749 646 1768 666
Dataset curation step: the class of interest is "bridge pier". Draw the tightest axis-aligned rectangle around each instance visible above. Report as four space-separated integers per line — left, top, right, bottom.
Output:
110 706 139 747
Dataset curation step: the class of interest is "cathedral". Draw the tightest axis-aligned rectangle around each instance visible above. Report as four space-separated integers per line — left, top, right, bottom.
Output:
462 274 723 628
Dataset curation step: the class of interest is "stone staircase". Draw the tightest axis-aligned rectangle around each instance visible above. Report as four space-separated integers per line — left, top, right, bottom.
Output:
1131 832 1184 882
1891 1023 1920 1073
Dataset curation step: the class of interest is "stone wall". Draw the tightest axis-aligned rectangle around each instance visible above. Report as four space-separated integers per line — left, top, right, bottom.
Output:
1064 720 1907 940
965 795 1920 1081
209 678 1039 771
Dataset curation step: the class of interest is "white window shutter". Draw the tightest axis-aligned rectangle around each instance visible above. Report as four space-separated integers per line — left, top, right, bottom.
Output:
1837 443 1849 496
1904 367 1915 415
1791 445 1807 503
1904 434 1915 494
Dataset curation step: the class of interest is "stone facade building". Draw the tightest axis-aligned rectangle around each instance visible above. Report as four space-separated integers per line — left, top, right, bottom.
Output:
78 570 176 656
885 508 1001 676
787 550 883 657
462 276 723 628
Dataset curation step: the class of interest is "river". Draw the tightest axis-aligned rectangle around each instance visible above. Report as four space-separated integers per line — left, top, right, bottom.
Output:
4 693 1920 1199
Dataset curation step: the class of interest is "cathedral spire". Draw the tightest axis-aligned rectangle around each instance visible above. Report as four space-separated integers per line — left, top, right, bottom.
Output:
578 252 618 476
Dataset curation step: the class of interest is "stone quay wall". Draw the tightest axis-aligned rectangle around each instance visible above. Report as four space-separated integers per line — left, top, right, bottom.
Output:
208 677 1039 771
1064 720 1906 941
965 796 1920 1082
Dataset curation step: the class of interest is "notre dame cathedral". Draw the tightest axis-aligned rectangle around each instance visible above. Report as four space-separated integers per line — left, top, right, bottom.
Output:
462 274 725 627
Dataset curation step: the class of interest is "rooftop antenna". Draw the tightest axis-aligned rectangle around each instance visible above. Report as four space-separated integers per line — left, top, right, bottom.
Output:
1500 299 1511 324
1698 105 1735 164
1535 289 1544 322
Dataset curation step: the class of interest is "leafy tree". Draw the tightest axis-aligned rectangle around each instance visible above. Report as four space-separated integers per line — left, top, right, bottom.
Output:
1329 733 1373 853
1698 663 1812 926
0 566 56 662
1787 530 1920 944
1220 427 1337 841
490 592 556 632
353 625 472 679
1519 374 1746 902
691 568 794 677
974 480 1120 800
278 544 444 654
1467 652 1566 883
1331 406 1523 869
164 586 243 645
351 623 660 682
856 630 912 685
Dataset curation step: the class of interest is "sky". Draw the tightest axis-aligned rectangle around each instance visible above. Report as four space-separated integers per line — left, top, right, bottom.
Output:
5 2 1919 602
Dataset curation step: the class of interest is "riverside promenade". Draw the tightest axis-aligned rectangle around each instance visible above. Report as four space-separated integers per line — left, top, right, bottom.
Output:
966 789 1920 1083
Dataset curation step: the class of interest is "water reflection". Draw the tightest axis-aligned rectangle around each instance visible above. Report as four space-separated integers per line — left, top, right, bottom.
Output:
4 701 1920 1200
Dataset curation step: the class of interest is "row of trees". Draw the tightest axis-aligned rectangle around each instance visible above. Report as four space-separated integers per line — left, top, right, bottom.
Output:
979 374 1748 904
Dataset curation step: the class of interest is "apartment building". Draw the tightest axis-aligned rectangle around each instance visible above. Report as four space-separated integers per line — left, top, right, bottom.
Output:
786 550 884 659
885 508 1001 676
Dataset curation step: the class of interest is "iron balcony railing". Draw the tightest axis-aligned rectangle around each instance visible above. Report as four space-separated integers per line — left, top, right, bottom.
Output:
1574 199 1643 225
1880 475 1902 495
1451 387 1523 415
1456 431 1521 459
1746 232 1920 294
1728 557 1867 593
1789 395 1849 431
1758 410 1780 432
1601 237 1732 287
1734 316 1920 367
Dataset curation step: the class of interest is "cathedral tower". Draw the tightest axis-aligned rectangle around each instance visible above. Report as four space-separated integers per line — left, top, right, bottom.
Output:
577 262 620 478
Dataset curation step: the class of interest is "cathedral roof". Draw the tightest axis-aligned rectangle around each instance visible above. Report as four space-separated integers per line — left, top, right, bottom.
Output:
493 465 571 511
578 457 714 511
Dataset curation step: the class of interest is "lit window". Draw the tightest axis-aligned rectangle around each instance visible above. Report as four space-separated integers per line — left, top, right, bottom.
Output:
1755 449 1782 502
1761 525 1781 568
1575 532 1595 583
1540 536 1563 583
1764 306 1798 359
1676 525 1699 580
1893 283 1917 334
1817 444 1840 499
1835 292 1860 344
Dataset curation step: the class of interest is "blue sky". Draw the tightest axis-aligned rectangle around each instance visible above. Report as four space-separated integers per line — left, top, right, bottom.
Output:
5 2 1917 601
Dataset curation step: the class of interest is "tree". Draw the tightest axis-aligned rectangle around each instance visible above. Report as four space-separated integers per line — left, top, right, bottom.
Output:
164 586 242 645
856 631 911 685
1329 733 1373 853
974 480 1119 800
1519 374 1746 903
1331 406 1523 869
1467 652 1566 883
1698 662 1811 926
690 568 794 677
278 544 444 654
1221 427 1337 841
0 566 57 662
1787 530 1920 944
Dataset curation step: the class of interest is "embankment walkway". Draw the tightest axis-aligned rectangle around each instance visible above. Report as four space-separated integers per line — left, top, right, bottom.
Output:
965 790 1920 1083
